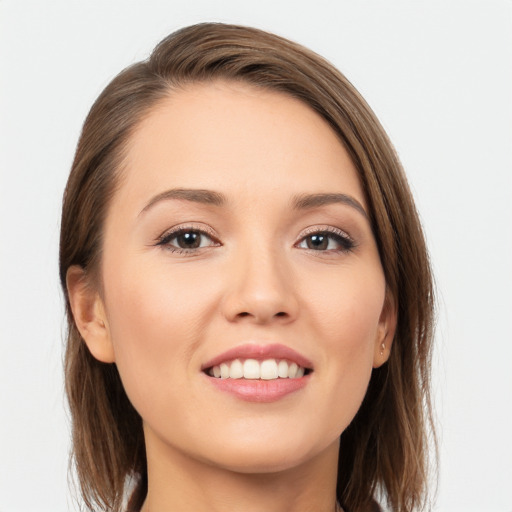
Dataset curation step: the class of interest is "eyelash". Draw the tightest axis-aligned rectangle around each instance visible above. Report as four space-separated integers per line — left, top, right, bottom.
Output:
155 225 356 255
297 226 356 253
156 225 220 254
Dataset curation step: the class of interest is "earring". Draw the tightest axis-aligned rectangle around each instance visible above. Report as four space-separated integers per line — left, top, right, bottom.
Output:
380 342 385 355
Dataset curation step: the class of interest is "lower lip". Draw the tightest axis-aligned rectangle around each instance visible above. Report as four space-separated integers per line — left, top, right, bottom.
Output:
206 375 310 403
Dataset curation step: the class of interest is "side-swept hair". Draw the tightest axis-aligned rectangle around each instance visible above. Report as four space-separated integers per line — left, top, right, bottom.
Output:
60 22 436 512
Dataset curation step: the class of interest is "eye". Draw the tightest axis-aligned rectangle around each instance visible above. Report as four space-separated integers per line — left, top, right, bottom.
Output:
297 228 355 253
156 227 219 252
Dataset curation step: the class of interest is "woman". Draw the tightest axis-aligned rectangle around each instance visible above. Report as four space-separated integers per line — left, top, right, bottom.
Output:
60 23 435 512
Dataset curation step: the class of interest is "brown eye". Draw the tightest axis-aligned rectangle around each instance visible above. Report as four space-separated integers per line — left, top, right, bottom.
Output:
157 229 218 251
298 230 355 252
305 234 329 250
175 231 202 249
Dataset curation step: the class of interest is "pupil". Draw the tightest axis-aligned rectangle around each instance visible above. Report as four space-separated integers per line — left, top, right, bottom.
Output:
308 234 327 250
177 232 200 248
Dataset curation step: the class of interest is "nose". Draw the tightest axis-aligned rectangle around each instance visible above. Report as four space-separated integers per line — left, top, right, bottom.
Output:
221 245 299 325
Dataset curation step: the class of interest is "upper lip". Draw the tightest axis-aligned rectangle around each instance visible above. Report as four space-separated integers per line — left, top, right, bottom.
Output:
201 343 314 371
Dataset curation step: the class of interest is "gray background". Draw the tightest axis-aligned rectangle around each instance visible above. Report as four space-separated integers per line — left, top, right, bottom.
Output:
1 1 511 511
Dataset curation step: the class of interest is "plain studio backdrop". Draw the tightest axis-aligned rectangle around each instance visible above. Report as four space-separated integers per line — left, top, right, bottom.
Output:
1 1 511 511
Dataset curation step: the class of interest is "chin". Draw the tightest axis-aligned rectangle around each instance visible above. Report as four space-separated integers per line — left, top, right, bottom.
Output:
211 451 313 475
199 430 335 475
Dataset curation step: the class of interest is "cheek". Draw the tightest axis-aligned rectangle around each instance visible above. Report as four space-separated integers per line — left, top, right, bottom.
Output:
104 253 216 337
303 264 385 415
101 256 218 410
306 262 385 350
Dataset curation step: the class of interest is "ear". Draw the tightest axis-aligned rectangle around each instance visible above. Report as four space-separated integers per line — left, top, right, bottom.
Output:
373 289 397 368
66 265 115 363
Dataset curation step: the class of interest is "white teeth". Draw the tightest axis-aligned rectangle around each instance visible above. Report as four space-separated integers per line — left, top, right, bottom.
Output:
210 358 307 380
260 359 278 380
287 362 298 378
278 360 289 378
229 359 244 379
220 363 230 379
243 359 260 379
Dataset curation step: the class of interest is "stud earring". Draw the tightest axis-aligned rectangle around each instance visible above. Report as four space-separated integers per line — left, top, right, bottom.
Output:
380 342 386 355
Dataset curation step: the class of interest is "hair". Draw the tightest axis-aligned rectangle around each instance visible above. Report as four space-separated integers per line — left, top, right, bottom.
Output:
59 22 436 512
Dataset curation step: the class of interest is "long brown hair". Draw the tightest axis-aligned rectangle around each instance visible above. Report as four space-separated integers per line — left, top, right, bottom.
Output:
60 23 436 512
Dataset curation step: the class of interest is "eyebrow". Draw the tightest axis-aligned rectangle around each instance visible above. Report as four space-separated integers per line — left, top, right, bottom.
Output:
139 188 226 216
291 193 368 219
139 188 368 219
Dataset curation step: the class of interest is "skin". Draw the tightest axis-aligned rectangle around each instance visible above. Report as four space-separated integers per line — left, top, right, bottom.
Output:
68 81 396 512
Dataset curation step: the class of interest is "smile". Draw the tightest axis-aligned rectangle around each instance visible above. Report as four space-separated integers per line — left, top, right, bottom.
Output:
207 358 308 380
202 344 313 402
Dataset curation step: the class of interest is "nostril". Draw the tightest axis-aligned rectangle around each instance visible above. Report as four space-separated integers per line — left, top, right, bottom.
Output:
230 308 294 324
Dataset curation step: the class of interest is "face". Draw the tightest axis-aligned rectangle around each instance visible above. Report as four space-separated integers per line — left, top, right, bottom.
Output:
74 81 395 474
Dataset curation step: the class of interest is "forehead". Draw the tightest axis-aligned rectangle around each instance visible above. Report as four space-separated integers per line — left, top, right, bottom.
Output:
114 81 365 213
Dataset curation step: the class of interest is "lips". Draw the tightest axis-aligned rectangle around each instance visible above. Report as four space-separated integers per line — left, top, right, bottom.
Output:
202 344 313 402
202 343 313 373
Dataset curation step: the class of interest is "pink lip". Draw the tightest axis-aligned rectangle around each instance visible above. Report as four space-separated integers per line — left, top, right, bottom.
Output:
206 375 310 403
201 343 313 403
201 343 313 370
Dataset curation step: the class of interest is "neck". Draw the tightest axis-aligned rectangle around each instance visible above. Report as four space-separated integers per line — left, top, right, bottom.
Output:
140 429 340 512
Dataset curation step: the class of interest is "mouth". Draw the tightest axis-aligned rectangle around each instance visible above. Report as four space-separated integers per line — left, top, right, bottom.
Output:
201 344 313 402
204 358 312 380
